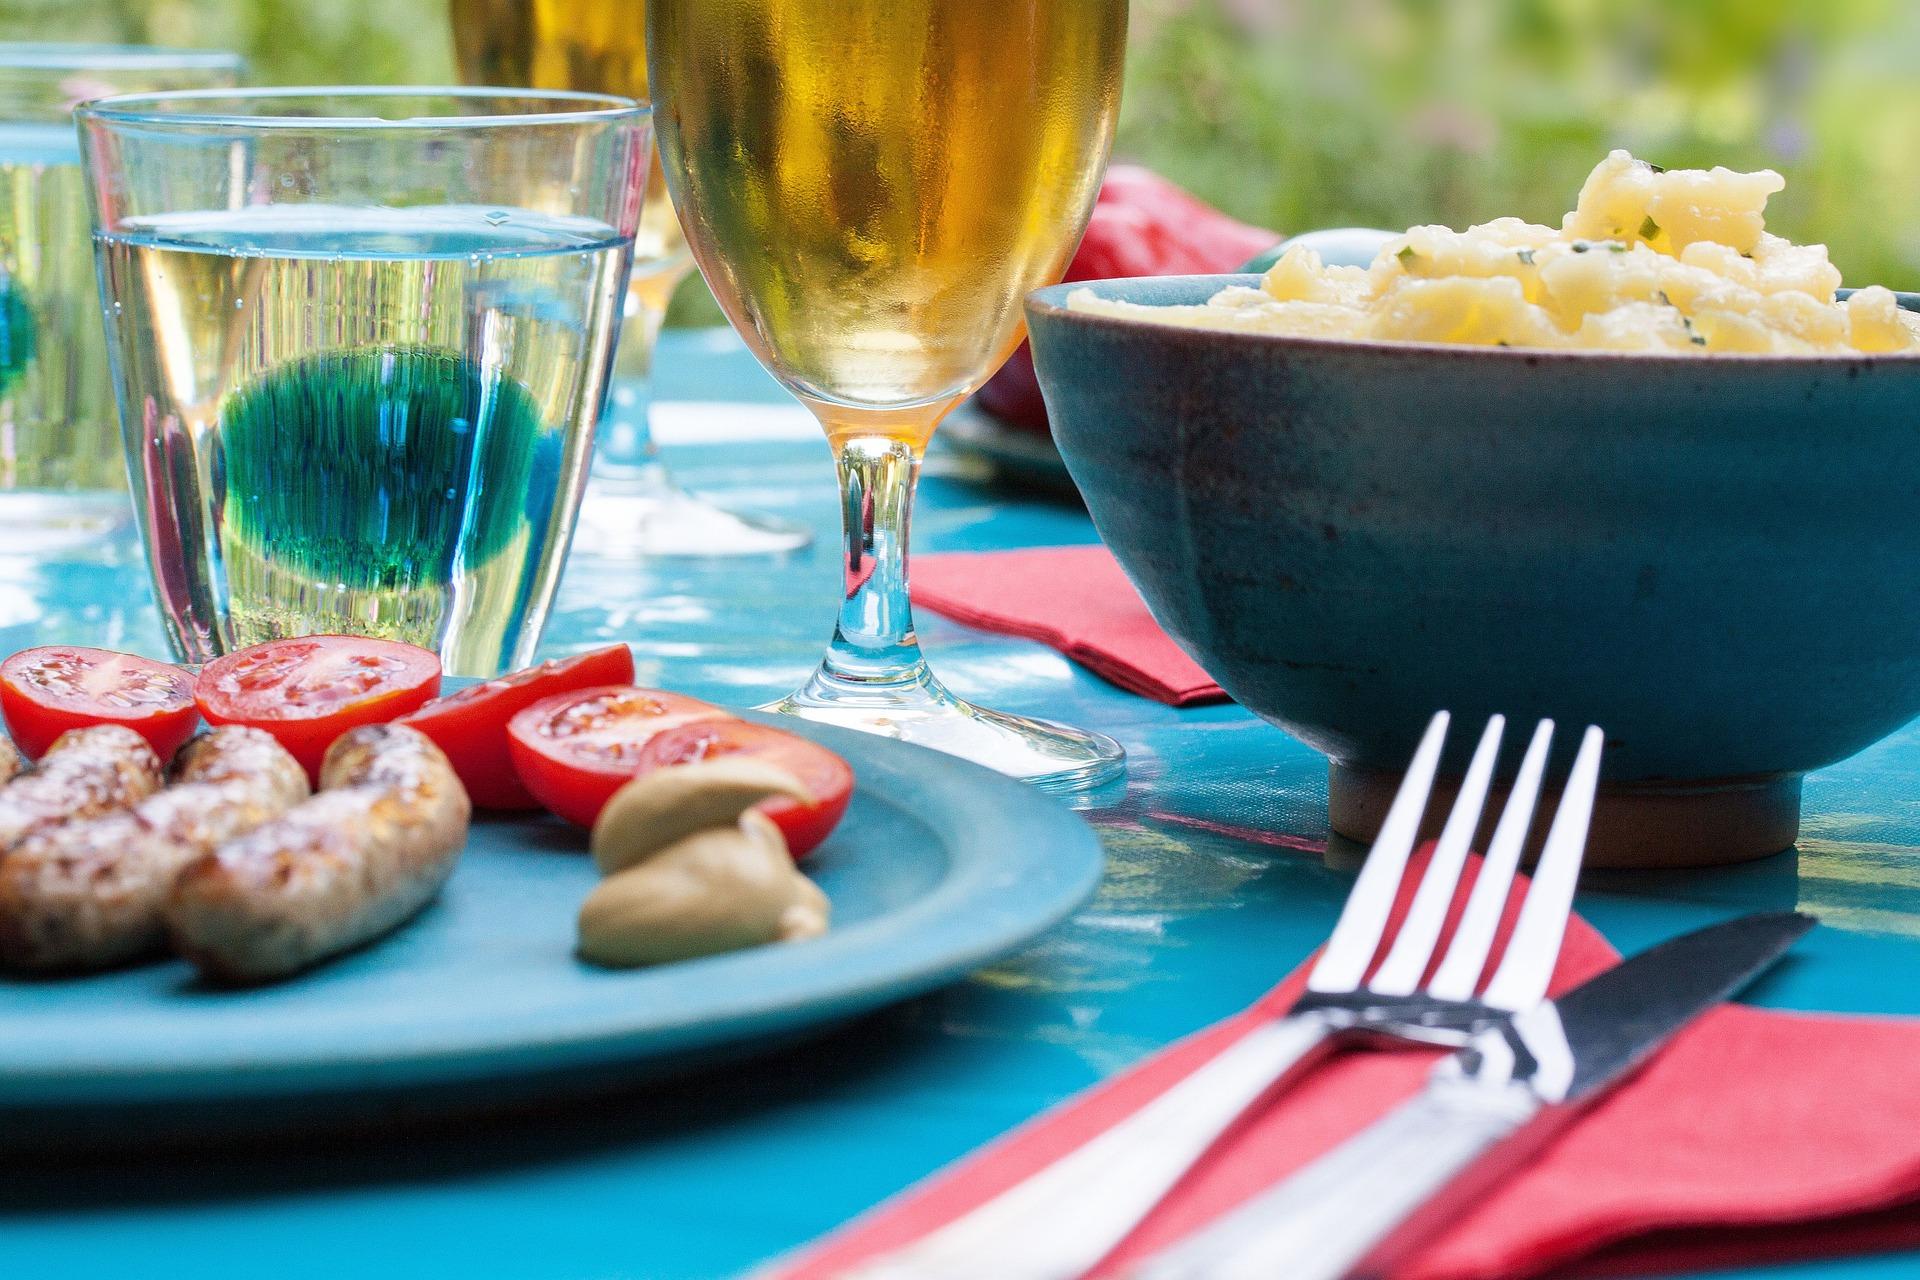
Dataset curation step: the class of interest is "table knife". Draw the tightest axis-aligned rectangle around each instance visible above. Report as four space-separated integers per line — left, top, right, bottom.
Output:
1130 910 1815 1280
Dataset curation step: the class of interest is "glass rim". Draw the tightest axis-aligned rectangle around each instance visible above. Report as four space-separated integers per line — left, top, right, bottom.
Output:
75 85 647 129
0 42 245 72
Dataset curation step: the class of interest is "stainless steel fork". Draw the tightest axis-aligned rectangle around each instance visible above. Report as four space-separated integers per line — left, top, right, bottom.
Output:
841 712 1606 1280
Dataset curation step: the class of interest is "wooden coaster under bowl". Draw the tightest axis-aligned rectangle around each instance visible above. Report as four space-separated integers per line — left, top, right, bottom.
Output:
1327 763 1802 869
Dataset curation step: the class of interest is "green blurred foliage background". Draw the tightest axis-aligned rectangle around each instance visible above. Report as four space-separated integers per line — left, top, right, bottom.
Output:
10 0 1919 317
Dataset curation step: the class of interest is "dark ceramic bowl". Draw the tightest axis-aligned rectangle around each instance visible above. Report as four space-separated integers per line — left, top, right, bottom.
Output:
1026 274 1920 866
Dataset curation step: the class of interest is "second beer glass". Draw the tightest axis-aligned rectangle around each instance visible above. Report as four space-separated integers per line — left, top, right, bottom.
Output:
648 0 1130 787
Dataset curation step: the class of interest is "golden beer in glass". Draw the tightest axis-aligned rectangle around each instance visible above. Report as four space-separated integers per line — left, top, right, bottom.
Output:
650 0 1129 787
451 0 809 556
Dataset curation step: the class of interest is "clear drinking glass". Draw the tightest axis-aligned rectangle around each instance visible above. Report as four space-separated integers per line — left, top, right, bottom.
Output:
648 0 1130 789
450 0 808 559
0 44 241 550
79 87 647 676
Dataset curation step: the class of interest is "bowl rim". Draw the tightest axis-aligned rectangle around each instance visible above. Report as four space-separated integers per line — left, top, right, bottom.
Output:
1026 274 1920 366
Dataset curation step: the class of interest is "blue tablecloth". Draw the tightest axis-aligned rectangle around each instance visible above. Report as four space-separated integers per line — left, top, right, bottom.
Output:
6 330 1920 1279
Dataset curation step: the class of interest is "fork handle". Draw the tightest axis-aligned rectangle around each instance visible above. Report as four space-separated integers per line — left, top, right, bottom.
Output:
842 1013 1337 1280
1125 1078 1545 1280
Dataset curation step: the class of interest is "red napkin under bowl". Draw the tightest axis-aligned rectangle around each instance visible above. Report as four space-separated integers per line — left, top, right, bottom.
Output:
766 848 1920 1279
913 545 1228 707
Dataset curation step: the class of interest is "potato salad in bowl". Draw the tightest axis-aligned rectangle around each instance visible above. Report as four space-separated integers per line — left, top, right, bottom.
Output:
1024 147 1920 867
1070 150 1919 355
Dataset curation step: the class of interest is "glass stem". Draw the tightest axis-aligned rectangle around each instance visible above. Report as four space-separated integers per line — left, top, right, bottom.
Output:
592 289 670 480
822 434 929 687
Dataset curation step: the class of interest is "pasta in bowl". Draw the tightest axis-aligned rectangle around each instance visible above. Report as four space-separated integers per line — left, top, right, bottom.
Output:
1069 151 1920 356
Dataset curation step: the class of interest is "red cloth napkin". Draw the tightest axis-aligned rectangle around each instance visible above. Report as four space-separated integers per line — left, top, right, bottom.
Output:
769 851 1920 1279
912 546 1228 706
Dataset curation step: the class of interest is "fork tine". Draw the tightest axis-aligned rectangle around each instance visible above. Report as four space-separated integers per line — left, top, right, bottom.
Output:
1308 711 1449 993
1425 718 1554 1001
1366 715 1505 995
1480 723 1604 1010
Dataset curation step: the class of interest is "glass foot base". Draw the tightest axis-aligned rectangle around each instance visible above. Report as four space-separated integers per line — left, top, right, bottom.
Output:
571 472 812 560
764 668 1126 793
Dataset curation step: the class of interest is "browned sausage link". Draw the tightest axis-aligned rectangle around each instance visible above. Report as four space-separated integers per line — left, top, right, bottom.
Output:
0 725 163 855
0 726 310 972
167 723 471 984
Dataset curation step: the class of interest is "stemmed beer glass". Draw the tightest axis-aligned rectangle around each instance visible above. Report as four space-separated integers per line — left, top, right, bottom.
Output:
648 0 1130 787
452 0 809 558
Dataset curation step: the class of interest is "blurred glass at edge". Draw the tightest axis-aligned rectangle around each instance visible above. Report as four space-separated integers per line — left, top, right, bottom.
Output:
0 42 239 551
11 0 1919 306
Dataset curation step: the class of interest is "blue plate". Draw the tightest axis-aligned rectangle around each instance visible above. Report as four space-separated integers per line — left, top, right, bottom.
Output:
0 715 1102 1134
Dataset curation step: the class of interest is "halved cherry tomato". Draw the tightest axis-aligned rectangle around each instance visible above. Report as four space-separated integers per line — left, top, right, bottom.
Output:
0 645 199 761
398 644 636 810
630 719 853 859
506 684 733 828
194 636 442 784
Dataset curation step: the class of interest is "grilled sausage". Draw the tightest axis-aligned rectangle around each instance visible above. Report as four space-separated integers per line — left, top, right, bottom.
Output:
0 724 162 855
167 723 470 984
0 726 309 971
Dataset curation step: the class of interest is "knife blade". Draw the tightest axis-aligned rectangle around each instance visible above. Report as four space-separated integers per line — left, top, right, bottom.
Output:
1129 910 1815 1280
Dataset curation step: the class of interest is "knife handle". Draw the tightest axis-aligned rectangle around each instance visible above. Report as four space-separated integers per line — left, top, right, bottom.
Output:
1127 1077 1546 1280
